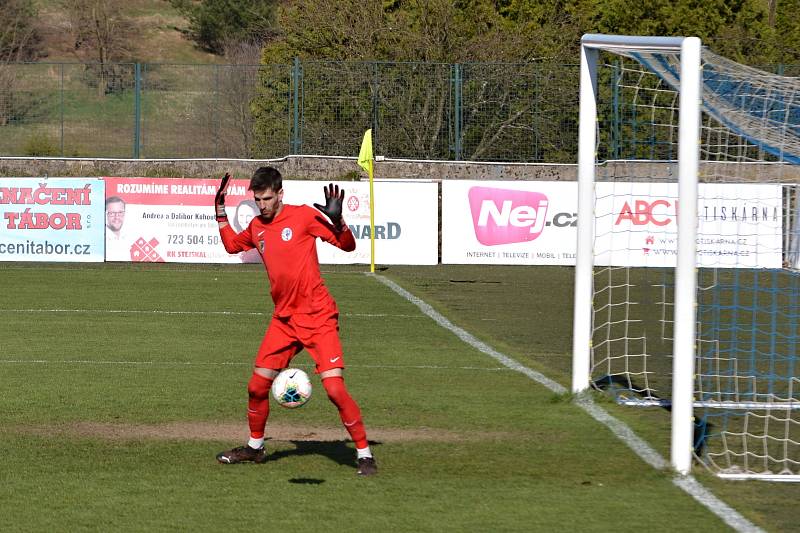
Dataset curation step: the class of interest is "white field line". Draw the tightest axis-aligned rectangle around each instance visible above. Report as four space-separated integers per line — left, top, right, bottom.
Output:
372 273 763 533
0 359 510 372
0 308 422 318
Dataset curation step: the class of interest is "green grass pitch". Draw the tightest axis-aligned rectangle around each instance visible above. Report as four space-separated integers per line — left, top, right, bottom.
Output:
0 263 797 531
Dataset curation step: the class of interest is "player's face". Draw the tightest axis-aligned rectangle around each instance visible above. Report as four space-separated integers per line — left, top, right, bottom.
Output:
253 187 283 221
105 202 125 231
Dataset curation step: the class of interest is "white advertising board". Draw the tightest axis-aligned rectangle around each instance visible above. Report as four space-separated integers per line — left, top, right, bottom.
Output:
1 178 106 262
104 177 437 265
442 180 782 268
284 180 438 265
442 180 579 265
595 182 783 268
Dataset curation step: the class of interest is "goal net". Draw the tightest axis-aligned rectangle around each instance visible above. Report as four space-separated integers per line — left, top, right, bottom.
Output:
572 35 800 480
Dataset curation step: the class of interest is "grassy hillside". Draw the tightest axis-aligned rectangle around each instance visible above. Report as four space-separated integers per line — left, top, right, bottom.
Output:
33 0 221 64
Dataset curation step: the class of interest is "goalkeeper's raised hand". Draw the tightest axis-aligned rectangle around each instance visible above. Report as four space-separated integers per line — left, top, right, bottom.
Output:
314 183 345 230
215 173 231 222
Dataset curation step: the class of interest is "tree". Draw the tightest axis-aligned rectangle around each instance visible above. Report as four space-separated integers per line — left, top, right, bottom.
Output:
62 0 134 95
204 40 263 156
0 0 41 126
590 0 777 63
772 0 800 64
266 0 391 61
250 0 795 161
171 0 278 54
64 0 133 63
0 0 40 62
256 0 585 161
265 0 537 63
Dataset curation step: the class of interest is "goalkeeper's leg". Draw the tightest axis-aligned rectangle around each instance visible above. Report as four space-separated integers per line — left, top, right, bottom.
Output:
246 318 296 448
215 370 275 464
321 374 377 476
247 371 274 448
321 375 367 447
296 311 377 475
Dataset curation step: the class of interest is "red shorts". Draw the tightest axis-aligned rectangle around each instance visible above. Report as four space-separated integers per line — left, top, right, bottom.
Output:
255 308 344 374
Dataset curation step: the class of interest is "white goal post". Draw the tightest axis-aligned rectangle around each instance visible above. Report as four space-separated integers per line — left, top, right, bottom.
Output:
572 34 800 480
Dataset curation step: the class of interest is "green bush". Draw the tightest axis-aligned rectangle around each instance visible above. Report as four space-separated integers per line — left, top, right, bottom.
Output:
23 135 60 156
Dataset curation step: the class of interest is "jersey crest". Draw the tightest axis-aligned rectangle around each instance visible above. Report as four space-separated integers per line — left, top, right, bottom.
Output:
257 239 265 253
281 227 293 241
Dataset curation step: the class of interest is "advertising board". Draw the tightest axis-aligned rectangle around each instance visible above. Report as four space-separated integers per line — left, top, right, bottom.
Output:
0 178 105 262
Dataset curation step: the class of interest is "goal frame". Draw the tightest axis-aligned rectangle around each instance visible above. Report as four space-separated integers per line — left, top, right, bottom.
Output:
571 34 702 475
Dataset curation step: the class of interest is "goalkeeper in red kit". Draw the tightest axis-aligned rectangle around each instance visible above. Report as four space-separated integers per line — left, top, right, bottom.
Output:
213 166 377 476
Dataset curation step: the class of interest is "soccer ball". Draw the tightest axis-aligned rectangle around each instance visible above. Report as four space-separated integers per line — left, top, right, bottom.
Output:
271 368 312 408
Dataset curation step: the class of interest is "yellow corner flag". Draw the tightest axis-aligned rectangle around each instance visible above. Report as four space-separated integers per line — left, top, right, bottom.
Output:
358 129 376 273
358 129 374 179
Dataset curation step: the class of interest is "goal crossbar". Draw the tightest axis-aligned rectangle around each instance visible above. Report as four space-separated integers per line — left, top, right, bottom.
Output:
581 34 686 53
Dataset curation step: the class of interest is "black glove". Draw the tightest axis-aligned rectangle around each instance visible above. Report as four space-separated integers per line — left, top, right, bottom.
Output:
215 173 231 221
313 183 344 230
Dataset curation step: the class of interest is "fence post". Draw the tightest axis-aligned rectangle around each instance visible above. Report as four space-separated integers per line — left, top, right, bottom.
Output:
532 66 539 161
452 63 462 161
214 64 220 157
291 58 302 155
60 64 65 157
133 63 141 158
612 60 621 159
371 62 379 155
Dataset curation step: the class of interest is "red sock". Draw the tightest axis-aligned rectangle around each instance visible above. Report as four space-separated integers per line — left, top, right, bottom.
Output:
247 373 273 439
322 376 368 449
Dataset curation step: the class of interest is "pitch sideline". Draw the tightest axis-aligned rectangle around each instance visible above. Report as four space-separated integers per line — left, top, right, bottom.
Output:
373 273 763 533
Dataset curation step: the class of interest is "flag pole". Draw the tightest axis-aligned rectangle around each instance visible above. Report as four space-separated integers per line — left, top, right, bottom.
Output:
369 169 375 274
358 129 375 273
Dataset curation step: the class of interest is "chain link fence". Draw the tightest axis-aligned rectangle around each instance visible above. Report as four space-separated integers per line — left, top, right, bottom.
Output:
0 60 794 162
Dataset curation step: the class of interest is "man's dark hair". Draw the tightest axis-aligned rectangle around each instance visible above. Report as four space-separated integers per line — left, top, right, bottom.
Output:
249 166 282 192
105 196 125 208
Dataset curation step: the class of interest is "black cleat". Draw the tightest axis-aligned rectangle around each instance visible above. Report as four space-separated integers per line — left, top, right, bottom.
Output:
216 445 268 464
356 456 378 476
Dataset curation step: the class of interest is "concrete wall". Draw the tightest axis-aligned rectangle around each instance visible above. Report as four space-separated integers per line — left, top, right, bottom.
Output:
0 156 576 181
1 156 797 182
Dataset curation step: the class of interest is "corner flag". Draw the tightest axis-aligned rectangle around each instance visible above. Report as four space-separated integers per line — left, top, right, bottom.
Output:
358 129 375 273
358 129 374 179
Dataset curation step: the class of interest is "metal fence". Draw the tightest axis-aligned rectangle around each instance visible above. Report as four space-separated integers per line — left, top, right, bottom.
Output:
0 60 795 162
0 60 581 162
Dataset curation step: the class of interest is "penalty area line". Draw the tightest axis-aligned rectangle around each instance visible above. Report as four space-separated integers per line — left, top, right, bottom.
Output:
0 308 423 318
372 273 763 533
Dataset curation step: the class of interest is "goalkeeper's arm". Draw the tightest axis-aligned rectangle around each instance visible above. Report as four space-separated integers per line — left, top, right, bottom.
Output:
313 183 355 251
213 173 253 254
214 173 231 228
313 183 346 231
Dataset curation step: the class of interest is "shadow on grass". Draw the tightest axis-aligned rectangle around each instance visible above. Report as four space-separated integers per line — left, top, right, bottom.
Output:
266 439 382 471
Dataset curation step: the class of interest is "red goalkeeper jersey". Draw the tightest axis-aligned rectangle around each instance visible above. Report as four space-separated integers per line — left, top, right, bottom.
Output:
219 204 355 317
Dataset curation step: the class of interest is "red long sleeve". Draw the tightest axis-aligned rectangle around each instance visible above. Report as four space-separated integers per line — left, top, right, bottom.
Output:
219 223 255 254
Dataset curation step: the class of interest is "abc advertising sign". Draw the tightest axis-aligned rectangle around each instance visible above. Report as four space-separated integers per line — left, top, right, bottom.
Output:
104 177 437 265
594 182 783 268
0 178 105 262
442 181 578 265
